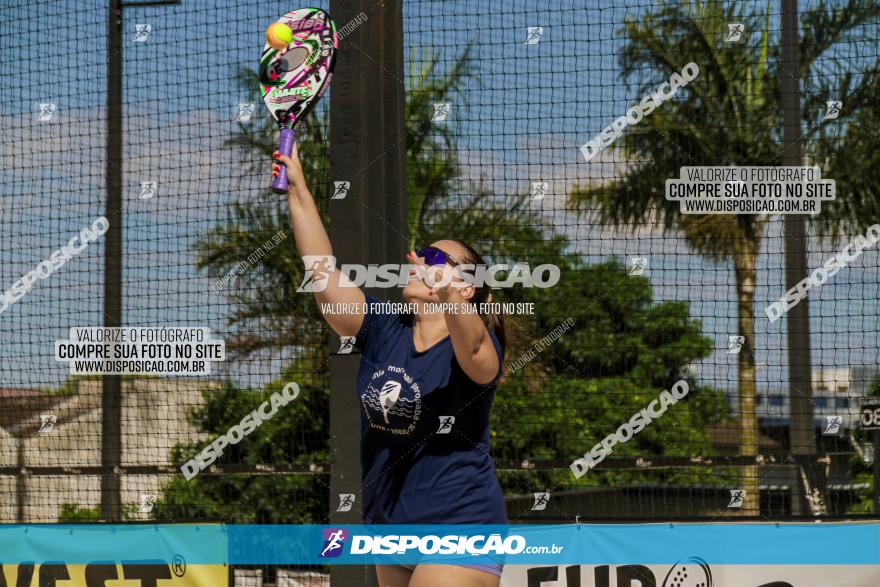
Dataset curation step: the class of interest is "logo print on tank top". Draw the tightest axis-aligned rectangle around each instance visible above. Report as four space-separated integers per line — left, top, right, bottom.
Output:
379 380 402 423
362 366 421 435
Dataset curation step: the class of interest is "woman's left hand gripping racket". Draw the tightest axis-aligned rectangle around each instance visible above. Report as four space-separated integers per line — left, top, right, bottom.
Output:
260 8 337 194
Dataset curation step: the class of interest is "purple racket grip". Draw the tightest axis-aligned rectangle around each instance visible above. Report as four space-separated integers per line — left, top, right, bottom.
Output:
271 127 296 194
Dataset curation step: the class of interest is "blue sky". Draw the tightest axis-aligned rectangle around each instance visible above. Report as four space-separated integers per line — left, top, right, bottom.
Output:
1 0 878 406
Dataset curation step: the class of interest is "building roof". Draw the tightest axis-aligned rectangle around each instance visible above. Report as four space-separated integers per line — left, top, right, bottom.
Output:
709 423 782 450
0 387 42 398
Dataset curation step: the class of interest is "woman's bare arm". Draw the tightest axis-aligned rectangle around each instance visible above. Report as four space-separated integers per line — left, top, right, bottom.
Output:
434 284 500 385
274 145 365 336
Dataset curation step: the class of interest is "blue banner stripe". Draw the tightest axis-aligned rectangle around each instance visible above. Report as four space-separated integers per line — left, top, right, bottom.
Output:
0 523 877 565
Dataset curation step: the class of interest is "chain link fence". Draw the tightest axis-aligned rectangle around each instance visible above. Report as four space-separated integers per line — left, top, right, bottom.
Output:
1 0 879 584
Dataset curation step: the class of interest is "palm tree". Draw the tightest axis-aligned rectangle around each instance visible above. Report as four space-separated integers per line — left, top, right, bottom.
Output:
568 0 880 514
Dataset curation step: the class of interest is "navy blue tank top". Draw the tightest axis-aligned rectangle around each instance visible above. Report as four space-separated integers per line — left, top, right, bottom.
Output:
354 295 507 524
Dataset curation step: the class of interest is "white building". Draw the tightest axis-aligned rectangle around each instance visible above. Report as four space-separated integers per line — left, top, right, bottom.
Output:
0 378 216 522
757 367 877 430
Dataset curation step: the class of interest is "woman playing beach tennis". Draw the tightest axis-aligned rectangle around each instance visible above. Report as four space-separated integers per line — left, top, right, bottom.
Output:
273 146 507 586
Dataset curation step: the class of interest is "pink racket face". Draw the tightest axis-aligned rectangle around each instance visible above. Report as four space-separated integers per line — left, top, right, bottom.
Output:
259 8 337 127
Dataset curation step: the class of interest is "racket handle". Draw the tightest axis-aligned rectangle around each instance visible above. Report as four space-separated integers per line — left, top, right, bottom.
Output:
271 127 296 194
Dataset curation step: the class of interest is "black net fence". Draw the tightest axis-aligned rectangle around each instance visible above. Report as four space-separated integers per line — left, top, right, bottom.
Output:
1 2 879 571
401 0 880 521
1 0 333 528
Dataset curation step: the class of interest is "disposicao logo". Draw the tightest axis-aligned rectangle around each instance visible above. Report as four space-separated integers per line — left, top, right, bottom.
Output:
320 528 348 558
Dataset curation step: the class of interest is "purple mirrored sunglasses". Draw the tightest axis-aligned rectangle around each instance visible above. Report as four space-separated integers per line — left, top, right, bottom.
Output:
414 246 460 267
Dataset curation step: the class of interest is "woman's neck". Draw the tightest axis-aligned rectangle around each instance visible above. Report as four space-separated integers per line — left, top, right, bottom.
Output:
411 310 448 352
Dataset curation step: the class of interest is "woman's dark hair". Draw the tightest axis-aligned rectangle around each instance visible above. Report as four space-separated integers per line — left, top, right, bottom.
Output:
449 239 507 361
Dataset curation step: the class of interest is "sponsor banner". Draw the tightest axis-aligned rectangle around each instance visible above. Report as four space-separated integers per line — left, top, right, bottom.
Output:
1 523 879 566
0 563 227 586
500 563 880 586
0 524 228 565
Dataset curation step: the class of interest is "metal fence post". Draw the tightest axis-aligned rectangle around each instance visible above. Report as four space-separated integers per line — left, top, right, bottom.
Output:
102 0 125 523
329 0 407 585
781 0 822 512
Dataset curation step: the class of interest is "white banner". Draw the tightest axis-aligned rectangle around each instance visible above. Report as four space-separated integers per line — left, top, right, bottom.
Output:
501 563 880 586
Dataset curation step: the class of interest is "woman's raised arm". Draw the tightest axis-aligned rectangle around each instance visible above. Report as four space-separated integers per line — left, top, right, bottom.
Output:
273 144 366 336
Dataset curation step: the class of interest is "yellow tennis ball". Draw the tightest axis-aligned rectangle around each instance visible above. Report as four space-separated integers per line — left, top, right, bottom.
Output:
266 22 293 50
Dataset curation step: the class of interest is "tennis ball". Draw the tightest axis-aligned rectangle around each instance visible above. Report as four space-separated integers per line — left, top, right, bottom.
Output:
266 22 293 50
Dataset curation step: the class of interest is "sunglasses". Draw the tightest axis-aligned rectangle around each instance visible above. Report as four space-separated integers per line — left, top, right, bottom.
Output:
414 246 460 267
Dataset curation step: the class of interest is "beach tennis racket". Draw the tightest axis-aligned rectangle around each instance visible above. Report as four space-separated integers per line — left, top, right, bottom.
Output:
260 8 337 194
